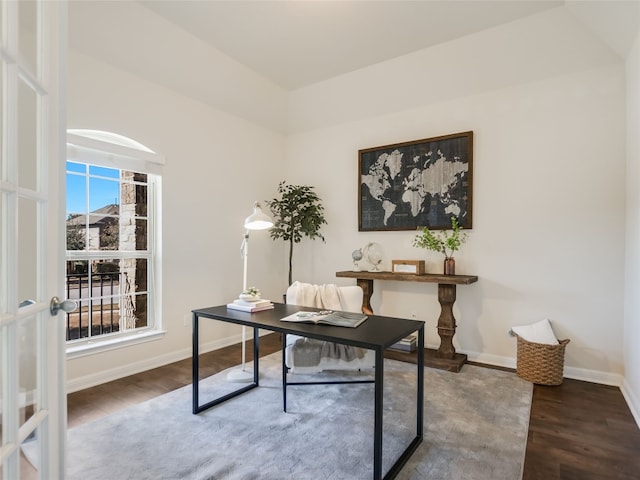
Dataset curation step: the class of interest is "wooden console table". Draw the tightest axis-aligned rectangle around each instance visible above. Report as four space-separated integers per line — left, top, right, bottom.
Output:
336 270 478 372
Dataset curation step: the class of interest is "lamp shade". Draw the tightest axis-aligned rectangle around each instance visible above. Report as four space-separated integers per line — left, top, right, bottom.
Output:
244 202 273 230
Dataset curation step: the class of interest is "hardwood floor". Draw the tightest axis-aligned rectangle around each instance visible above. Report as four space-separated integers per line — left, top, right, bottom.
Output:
524 379 640 480
64 333 640 479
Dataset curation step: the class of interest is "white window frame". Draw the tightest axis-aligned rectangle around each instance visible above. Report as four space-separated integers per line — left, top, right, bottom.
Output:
64 130 164 358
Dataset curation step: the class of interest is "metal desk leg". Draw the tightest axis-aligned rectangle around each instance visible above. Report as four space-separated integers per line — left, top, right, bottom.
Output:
282 333 287 412
417 326 424 438
373 347 384 480
192 315 259 414
192 312 200 414
383 325 425 479
253 326 260 384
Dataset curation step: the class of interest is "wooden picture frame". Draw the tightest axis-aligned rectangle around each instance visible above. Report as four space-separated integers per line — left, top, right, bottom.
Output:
358 131 473 231
391 260 425 275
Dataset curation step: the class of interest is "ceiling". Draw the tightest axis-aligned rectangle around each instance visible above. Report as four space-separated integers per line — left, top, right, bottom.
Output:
140 0 565 91
68 1 639 133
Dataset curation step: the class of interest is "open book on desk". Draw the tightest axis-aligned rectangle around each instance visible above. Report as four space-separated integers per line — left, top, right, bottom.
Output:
280 311 368 328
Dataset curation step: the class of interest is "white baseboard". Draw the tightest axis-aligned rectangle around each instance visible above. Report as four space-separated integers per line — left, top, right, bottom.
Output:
65 330 272 394
465 350 517 370
621 379 640 428
463 349 624 387
562 365 623 387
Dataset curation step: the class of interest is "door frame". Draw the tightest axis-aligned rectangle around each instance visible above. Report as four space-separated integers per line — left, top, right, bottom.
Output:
0 1 67 478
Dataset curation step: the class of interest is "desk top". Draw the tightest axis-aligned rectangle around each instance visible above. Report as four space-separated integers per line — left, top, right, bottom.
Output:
336 270 478 285
193 303 423 350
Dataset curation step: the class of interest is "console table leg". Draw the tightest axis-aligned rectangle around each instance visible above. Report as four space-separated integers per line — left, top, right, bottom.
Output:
437 284 457 359
357 278 374 315
422 283 467 372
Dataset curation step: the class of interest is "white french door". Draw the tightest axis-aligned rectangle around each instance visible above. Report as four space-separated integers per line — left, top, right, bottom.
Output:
0 1 66 479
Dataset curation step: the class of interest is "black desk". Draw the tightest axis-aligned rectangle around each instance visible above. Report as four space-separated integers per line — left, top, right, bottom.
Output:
192 303 424 480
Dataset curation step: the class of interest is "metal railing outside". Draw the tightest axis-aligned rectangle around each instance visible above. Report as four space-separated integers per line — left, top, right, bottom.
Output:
65 272 121 341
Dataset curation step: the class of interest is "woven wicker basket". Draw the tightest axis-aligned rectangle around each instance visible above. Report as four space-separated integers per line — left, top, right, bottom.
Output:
515 334 570 385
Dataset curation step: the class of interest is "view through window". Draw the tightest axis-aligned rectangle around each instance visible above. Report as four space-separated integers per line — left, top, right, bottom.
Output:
65 161 152 342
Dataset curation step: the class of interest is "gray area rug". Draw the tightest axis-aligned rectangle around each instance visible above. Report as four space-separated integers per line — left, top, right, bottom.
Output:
52 354 532 479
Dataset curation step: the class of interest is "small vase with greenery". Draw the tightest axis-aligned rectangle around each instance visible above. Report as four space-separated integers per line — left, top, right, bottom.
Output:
412 216 467 275
266 181 327 287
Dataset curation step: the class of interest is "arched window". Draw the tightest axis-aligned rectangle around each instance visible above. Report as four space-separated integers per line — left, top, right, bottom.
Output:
65 130 164 354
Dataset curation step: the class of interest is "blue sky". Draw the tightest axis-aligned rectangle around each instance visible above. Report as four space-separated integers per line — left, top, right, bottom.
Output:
66 162 120 216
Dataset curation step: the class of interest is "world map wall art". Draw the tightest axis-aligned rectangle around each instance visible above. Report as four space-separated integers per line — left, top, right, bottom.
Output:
358 131 473 231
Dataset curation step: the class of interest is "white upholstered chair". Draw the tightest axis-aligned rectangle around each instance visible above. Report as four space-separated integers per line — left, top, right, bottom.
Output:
281 282 376 411
284 281 375 374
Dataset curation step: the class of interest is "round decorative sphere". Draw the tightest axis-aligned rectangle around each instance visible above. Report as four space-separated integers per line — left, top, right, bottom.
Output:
351 249 363 262
363 242 383 270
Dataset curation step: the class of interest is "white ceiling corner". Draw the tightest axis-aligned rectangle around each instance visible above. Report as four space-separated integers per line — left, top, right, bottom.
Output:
138 0 565 91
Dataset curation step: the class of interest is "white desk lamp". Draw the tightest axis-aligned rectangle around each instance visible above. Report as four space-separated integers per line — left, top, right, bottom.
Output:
227 202 273 382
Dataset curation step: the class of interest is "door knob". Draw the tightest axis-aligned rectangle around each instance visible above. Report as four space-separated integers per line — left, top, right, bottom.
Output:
50 296 77 315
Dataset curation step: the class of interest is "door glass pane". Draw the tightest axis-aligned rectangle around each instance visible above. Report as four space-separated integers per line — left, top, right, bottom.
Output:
0 65 3 175
14 312 40 480
18 315 38 429
17 78 37 191
18 0 38 77
21 431 39 479
0 328 3 435
0 193 5 315
18 197 37 308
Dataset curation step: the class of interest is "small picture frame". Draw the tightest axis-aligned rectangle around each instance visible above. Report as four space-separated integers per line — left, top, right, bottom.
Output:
391 260 425 275
359 131 473 231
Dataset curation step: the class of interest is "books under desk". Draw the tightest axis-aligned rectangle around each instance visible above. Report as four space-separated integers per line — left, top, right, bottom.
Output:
389 332 418 352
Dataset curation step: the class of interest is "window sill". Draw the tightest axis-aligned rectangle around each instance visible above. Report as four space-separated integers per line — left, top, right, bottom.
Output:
66 329 167 360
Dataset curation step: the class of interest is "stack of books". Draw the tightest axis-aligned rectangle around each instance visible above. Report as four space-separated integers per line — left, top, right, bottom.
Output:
389 333 418 352
226 298 274 312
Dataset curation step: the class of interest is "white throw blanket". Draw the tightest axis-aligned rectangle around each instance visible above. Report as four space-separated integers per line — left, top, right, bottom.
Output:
295 282 343 311
289 282 366 367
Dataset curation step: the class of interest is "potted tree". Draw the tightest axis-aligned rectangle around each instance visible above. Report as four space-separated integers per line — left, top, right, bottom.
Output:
413 216 467 275
266 181 327 287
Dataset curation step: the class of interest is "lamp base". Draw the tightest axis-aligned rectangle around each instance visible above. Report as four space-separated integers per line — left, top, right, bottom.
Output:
227 368 253 383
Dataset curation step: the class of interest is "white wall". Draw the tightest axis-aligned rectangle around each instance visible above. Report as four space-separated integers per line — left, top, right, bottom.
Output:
65 51 286 385
624 31 640 424
68 1 288 133
285 9 627 384
64 4 634 391
288 7 618 134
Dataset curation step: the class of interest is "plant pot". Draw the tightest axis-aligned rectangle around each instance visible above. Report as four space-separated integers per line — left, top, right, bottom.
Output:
444 257 455 275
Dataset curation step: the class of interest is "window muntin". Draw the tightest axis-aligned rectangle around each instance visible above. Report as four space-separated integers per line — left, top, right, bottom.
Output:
65 161 155 344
